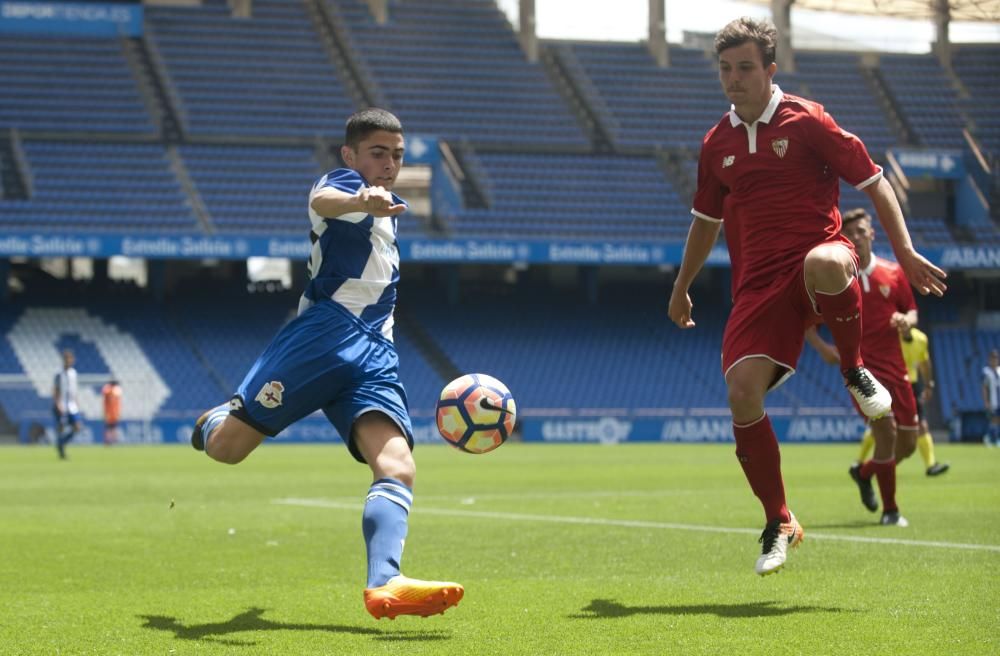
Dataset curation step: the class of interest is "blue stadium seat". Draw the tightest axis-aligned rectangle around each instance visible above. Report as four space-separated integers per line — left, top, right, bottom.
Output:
328 0 588 148
0 35 155 134
0 141 198 232
147 0 356 138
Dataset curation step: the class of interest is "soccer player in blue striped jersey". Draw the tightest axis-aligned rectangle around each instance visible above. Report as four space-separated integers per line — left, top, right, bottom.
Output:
190 108 463 620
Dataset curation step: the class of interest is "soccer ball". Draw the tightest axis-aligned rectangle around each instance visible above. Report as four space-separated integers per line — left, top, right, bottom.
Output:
436 374 516 454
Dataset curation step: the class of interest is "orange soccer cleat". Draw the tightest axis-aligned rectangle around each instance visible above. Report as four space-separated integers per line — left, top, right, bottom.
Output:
363 575 464 620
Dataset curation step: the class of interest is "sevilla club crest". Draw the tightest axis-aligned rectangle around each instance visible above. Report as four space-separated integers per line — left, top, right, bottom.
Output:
879 284 891 298
771 137 789 158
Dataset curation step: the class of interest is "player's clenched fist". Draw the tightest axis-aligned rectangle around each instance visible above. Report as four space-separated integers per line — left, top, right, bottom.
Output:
357 186 407 216
668 286 695 329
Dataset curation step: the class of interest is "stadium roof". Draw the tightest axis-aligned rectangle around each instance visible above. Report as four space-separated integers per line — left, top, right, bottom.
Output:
745 0 999 22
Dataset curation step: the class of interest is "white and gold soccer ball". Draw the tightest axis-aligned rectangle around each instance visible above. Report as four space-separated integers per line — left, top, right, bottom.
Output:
435 374 516 454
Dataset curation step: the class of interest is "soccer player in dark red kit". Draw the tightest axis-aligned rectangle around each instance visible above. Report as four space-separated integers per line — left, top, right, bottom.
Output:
668 17 946 575
807 208 922 527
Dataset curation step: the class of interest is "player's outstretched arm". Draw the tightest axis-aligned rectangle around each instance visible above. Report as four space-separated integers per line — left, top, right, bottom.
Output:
311 186 407 218
668 218 721 329
865 177 947 297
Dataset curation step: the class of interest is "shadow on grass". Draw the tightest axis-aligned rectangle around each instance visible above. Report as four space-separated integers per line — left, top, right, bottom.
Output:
571 599 851 619
139 607 449 646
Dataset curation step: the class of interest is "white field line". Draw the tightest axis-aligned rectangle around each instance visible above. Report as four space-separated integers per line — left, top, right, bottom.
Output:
273 498 1000 554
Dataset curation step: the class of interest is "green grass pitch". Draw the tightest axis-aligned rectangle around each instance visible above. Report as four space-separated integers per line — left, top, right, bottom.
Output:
1 442 997 655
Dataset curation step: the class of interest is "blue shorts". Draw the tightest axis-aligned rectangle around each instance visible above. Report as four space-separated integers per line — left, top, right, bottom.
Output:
230 300 413 463
54 408 81 427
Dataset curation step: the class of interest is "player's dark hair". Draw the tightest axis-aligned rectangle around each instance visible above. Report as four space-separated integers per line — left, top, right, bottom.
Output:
842 208 871 226
715 17 777 68
344 108 403 149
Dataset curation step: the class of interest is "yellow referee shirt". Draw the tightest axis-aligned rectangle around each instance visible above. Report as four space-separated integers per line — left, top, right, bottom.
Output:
899 327 929 383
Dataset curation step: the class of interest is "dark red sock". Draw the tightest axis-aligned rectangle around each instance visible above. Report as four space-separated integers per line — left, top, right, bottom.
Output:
859 459 876 479
871 459 898 512
733 414 790 523
816 278 864 372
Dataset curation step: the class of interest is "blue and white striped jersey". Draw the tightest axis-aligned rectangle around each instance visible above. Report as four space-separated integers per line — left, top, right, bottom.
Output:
299 168 406 341
984 365 1000 409
54 367 79 414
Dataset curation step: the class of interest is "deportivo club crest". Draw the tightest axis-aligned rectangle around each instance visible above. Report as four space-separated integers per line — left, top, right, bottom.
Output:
255 381 285 409
771 137 789 158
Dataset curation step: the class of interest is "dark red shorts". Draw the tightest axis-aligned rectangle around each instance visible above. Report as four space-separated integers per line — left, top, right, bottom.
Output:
722 260 821 390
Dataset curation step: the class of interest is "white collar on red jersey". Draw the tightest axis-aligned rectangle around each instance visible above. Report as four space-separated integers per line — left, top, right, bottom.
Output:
729 85 784 128
858 256 879 292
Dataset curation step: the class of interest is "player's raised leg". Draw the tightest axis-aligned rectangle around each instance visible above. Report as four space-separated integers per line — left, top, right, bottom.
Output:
726 358 804 575
354 412 463 619
805 244 891 419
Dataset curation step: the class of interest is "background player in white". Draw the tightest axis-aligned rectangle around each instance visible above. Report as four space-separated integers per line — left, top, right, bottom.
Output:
53 348 81 459
983 349 1000 446
189 109 463 620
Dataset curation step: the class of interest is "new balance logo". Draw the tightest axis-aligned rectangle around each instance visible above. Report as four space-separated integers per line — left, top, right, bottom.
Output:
835 312 860 322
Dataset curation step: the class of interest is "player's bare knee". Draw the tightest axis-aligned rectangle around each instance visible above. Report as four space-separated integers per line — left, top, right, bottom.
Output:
805 248 854 291
726 384 764 419
378 452 415 488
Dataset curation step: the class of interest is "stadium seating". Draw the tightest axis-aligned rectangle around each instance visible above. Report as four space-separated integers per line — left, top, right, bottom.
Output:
877 53 966 149
0 141 198 232
451 151 690 240
953 45 1000 157
146 0 357 138
793 51 897 157
0 34 155 135
178 143 322 233
328 0 589 148
931 327 1000 420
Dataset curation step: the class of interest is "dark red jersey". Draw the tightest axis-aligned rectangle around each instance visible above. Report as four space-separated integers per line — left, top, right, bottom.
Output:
692 87 882 299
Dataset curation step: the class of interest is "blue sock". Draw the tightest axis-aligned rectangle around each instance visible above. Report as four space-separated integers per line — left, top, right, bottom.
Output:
199 404 230 450
363 478 412 588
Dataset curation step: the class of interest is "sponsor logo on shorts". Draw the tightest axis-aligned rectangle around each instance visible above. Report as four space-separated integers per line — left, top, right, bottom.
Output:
229 397 244 412
255 381 285 409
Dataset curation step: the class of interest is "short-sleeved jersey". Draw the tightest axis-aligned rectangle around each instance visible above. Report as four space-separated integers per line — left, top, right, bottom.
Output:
692 86 882 298
102 382 122 423
300 168 406 341
859 256 917 381
983 365 1000 409
54 367 79 414
899 327 930 383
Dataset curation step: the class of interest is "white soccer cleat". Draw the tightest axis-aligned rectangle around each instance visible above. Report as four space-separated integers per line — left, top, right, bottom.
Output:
755 512 804 576
879 511 909 527
844 367 892 419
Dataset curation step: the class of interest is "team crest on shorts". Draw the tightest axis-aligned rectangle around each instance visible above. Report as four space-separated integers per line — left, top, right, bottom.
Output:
771 137 789 158
879 284 891 298
255 381 285 409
